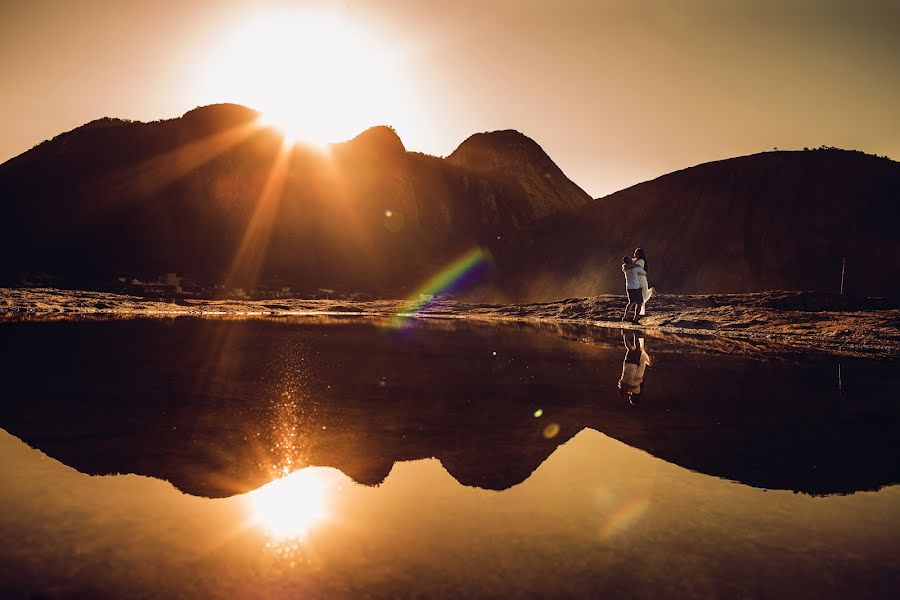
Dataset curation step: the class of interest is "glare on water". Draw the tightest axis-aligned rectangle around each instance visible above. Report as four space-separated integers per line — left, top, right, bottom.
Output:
248 467 333 539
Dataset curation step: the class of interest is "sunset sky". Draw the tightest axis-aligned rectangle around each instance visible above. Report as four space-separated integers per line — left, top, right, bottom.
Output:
2 0 898 197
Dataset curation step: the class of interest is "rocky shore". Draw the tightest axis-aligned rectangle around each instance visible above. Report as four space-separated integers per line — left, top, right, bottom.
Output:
2 288 898 359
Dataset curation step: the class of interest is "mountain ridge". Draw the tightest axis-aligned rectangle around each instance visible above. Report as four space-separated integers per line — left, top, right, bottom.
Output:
495 147 900 299
0 104 590 294
1 104 898 297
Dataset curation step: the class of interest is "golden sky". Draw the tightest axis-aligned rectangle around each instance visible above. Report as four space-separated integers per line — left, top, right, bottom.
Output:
2 0 898 197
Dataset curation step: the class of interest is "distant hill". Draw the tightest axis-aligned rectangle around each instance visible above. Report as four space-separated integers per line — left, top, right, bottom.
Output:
494 149 900 299
447 129 589 223
1 105 898 298
0 104 590 294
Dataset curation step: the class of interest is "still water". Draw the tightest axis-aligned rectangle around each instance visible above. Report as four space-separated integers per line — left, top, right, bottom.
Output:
0 317 898 598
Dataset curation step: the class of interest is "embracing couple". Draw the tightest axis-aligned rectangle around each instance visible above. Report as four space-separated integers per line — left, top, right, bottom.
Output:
621 247 654 324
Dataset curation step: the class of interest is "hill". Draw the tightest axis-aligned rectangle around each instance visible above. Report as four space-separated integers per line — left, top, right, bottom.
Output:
1 106 898 299
0 104 591 294
495 149 900 299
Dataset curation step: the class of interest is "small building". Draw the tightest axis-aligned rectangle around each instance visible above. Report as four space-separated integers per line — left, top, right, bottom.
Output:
161 273 183 293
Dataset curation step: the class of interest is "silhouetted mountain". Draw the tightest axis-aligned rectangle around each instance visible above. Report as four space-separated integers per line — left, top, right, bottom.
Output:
0 104 590 294
2 106 898 297
496 149 900 299
447 130 590 223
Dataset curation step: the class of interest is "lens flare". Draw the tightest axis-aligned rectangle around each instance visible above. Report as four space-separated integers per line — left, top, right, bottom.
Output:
389 246 490 328
599 499 650 541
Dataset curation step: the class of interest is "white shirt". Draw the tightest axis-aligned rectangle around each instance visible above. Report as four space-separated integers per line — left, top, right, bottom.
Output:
618 350 650 392
623 265 646 289
634 258 649 288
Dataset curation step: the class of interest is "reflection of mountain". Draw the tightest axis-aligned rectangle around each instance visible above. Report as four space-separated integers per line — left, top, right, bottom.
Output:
0 318 897 497
2 104 898 297
5 426 898 600
0 104 589 293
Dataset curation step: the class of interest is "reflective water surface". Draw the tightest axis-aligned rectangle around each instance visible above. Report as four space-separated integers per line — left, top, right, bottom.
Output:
1 317 899 598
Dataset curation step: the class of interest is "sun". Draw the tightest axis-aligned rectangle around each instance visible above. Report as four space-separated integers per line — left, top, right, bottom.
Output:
256 111 320 149
200 10 412 148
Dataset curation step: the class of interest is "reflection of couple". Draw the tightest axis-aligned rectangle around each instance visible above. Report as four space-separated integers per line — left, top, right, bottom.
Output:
621 247 655 323
618 329 650 405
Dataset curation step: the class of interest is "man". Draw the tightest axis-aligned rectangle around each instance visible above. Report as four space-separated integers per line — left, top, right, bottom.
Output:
621 256 646 323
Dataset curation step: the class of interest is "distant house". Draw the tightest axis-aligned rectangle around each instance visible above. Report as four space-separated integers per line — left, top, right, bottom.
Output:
178 276 199 295
161 273 182 293
118 272 211 298
143 283 178 297
252 278 295 299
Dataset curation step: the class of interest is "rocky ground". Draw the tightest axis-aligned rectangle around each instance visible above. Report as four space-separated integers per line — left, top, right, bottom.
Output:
2 288 899 359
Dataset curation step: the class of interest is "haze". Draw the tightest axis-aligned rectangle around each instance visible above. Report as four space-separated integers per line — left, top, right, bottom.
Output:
2 0 898 197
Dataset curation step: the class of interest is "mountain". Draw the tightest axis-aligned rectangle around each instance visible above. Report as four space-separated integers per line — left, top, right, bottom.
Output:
2 105 898 298
447 130 590 223
495 149 900 299
0 104 591 294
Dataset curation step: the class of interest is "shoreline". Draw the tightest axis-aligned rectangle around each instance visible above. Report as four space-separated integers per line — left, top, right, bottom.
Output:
2 288 898 359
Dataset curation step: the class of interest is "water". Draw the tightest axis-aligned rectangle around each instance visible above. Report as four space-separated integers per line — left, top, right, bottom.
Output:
0 317 898 598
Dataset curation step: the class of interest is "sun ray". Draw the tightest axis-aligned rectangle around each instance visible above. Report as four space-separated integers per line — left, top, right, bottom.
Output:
104 119 261 195
223 138 293 291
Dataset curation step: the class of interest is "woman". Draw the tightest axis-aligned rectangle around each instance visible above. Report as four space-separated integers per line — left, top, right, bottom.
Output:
633 247 654 316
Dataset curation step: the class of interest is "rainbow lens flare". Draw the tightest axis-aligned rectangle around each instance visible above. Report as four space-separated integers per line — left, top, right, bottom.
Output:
390 246 490 327
599 499 651 541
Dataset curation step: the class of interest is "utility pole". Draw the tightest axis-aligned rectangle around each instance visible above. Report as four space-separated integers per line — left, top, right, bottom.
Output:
840 257 846 295
838 362 843 394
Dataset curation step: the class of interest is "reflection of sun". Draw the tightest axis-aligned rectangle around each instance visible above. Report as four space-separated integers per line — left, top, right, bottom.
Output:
249 468 331 539
202 10 412 148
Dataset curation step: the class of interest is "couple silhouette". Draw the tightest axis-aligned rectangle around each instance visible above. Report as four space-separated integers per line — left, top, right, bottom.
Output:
621 247 654 323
